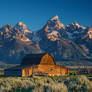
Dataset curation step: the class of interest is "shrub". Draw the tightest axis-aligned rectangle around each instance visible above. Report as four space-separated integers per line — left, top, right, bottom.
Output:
0 75 92 92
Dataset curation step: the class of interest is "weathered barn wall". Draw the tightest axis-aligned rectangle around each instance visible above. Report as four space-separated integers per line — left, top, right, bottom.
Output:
22 65 69 77
22 67 32 77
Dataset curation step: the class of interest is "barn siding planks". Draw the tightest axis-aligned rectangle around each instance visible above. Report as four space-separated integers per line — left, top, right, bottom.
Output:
22 65 69 77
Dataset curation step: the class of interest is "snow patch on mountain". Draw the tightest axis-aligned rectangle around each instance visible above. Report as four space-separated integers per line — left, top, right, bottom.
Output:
14 22 32 34
63 22 87 40
20 37 30 42
47 31 61 41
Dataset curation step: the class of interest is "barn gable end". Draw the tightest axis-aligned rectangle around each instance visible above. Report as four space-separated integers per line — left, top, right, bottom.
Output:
40 53 56 65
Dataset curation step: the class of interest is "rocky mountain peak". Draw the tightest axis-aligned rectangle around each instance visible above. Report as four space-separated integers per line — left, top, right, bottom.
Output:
37 15 63 41
68 21 80 28
50 15 59 21
44 15 64 32
69 21 86 29
48 15 60 25
14 22 32 34
0 24 12 35
3 24 12 28
66 22 86 31
17 22 24 26
16 22 27 29
72 21 80 27
2 24 12 30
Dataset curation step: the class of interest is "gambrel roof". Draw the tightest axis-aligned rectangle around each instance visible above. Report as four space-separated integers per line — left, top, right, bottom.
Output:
21 53 56 66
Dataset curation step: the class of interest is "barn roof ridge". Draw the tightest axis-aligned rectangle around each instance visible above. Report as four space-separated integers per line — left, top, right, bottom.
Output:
21 53 55 66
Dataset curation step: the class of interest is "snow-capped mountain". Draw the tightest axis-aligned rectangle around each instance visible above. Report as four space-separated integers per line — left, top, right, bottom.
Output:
37 16 87 41
0 23 42 64
0 22 32 42
14 22 32 34
0 24 13 40
47 15 65 30
64 22 87 40
37 16 92 61
37 15 64 41
0 15 92 64
13 22 33 41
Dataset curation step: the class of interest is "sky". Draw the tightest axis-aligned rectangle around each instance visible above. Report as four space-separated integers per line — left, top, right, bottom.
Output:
0 0 92 31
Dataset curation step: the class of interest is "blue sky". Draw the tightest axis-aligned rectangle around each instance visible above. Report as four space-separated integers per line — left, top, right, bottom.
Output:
0 0 92 31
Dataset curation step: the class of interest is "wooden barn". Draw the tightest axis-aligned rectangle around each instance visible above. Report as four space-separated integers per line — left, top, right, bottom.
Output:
4 53 69 77
21 53 69 77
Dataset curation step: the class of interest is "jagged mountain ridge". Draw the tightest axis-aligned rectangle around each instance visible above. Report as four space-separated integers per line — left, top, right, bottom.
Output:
37 16 91 61
0 15 92 64
0 23 43 64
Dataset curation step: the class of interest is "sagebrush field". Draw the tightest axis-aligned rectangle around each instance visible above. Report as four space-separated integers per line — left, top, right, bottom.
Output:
0 75 92 92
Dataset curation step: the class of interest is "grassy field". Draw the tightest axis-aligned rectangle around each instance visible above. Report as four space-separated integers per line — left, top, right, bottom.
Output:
0 75 92 92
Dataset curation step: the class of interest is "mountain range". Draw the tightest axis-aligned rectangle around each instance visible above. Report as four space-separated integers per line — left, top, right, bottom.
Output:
0 15 92 64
